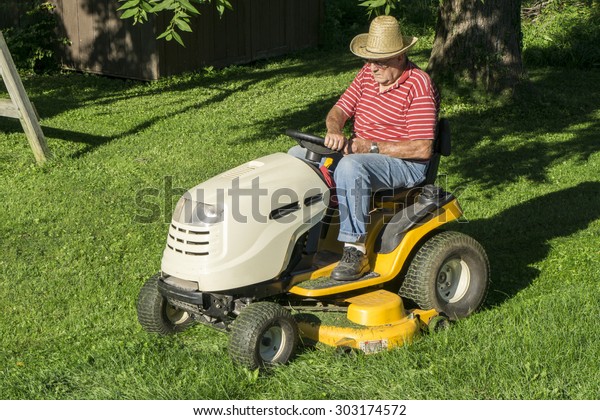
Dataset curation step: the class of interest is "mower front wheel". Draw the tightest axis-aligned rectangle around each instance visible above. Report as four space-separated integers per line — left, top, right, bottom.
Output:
137 274 194 335
229 302 298 370
400 231 490 320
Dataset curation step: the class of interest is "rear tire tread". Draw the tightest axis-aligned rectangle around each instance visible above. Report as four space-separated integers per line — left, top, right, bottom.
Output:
399 231 490 320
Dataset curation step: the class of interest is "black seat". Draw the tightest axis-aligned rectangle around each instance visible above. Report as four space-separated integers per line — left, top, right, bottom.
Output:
423 118 451 185
372 118 451 203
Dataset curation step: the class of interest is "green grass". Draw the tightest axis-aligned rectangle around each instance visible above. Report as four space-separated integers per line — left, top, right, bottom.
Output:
1 44 599 399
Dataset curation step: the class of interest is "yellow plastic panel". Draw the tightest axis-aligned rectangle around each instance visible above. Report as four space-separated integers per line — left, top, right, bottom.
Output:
345 290 404 326
297 308 440 354
298 316 420 353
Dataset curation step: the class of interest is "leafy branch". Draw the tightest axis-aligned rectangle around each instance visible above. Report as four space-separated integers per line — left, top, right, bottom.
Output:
117 0 232 46
358 0 400 17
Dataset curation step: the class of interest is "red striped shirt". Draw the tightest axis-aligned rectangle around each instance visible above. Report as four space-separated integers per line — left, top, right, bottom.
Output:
335 61 440 142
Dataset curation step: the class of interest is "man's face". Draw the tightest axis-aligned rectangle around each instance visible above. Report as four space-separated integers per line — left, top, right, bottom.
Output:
366 55 405 87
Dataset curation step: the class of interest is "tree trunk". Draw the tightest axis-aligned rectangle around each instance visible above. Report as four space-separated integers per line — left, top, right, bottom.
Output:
427 0 523 92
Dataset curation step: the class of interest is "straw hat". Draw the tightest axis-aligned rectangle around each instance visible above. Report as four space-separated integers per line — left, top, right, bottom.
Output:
350 15 418 60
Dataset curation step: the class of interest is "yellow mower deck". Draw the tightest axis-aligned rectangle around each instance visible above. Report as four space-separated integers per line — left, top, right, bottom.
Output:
297 290 439 353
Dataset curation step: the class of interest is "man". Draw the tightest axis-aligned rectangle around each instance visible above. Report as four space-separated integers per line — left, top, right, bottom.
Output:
325 15 440 281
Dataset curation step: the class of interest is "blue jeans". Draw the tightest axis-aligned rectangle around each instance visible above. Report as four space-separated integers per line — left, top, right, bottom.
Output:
288 146 427 243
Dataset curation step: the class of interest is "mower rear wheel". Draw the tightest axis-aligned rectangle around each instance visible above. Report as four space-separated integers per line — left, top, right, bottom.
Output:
228 302 298 370
137 274 194 335
399 231 490 320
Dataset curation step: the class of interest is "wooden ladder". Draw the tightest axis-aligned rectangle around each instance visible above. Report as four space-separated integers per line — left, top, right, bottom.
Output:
0 31 50 164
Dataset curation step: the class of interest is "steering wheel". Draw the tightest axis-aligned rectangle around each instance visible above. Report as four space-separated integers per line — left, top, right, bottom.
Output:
286 129 337 163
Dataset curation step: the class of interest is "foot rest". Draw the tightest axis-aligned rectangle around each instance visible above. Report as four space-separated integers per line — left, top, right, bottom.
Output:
295 272 380 290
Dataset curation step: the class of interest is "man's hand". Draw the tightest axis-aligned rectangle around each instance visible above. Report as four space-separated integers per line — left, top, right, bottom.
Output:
325 106 349 151
325 132 347 151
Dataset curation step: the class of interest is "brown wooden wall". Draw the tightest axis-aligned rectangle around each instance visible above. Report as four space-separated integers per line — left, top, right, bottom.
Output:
0 1 27 29
49 0 323 80
53 0 161 80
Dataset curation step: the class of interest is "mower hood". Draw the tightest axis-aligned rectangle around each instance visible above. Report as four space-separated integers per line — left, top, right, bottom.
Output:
161 153 330 292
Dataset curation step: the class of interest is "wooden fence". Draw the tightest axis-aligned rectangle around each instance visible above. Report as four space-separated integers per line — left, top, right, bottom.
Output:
49 0 324 80
0 1 27 29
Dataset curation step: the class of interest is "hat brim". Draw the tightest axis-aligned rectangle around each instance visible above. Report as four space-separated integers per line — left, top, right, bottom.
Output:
349 34 418 59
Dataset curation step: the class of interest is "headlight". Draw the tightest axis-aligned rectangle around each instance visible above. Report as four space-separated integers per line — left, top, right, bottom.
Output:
172 197 222 225
193 202 223 224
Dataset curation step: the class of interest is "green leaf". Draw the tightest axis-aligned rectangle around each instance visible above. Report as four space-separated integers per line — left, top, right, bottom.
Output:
172 30 185 46
117 0 140 11
140 1 154 12
175 11 191 19
178 0 200 15
151 0 174 12
218 0 234 12
175 19 192 32
133 10 148 24
119 8 139 20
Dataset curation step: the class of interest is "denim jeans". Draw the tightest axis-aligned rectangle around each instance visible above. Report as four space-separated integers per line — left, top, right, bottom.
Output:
288 145 427 243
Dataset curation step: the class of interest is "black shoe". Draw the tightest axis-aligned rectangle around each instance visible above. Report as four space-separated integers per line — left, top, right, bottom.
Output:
330 247 370 281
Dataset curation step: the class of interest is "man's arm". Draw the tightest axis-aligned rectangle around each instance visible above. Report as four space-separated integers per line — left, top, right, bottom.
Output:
350 137 433 160
324 105 349 151
325 101 434 160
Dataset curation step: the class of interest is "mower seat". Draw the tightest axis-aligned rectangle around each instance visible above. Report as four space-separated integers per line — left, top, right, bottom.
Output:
372 118 451 204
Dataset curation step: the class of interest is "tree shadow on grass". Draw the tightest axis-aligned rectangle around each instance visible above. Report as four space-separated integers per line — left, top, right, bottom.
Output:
0 50 361 158
229 92 341 145
457 181 600 306
442 68 600 191
229 63 600 176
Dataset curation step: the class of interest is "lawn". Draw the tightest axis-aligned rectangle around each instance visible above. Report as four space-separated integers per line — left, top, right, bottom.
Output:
1 44 599 399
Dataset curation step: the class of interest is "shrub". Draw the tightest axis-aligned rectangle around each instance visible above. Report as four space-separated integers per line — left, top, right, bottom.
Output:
1 1 68 74
321 0 369 48
522 0 600 68
321 0 437 49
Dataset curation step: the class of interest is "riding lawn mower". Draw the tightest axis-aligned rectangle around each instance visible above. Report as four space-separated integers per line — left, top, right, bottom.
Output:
136 119 490 369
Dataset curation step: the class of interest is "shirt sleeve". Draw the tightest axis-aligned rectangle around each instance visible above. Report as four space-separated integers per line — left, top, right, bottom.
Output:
405 76 439 140
334 65 368 118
